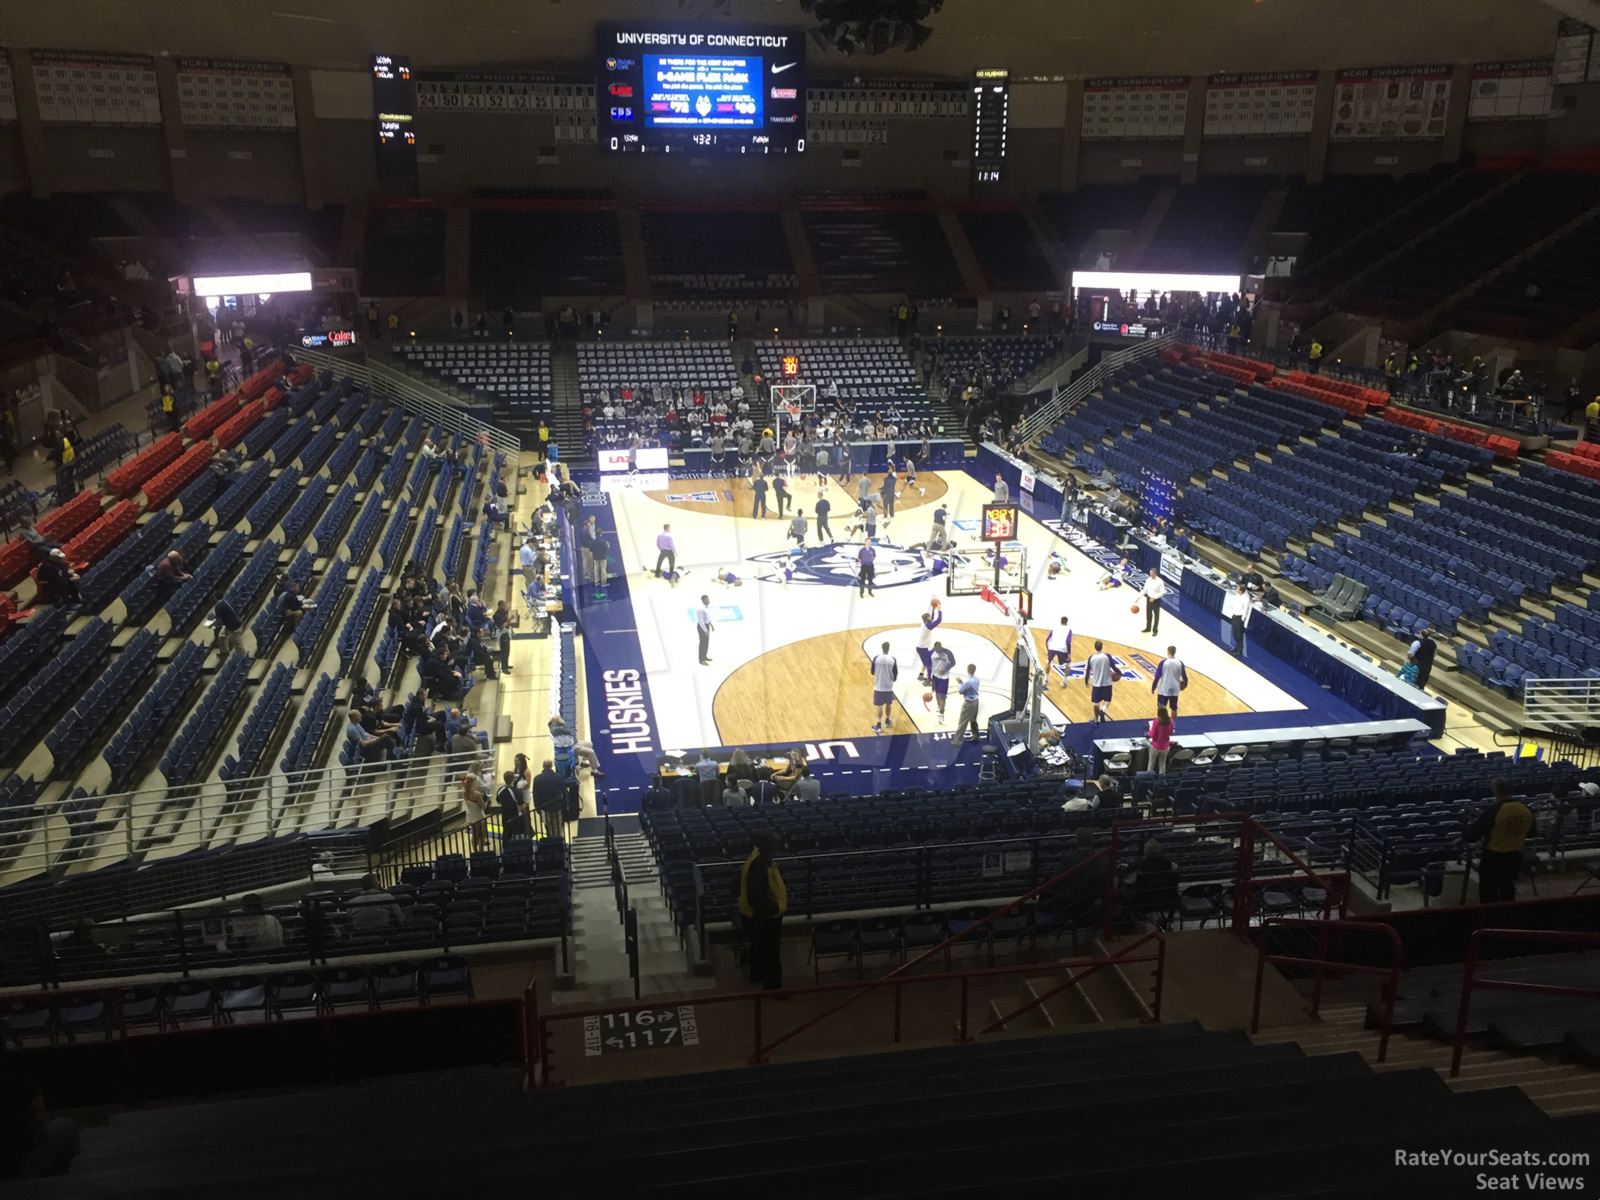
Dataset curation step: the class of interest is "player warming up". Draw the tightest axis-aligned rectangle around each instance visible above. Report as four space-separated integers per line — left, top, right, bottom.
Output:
916 599 943 681
870 641 898 734
1044 616 1072 690
1085 639 1117 724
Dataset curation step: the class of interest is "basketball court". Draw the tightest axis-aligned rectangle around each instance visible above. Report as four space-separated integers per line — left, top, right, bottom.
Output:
577 462 1320 808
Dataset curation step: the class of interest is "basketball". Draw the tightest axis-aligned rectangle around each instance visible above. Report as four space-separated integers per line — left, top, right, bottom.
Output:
930 598 941 609
922 691 934 703
1131 604 1141 614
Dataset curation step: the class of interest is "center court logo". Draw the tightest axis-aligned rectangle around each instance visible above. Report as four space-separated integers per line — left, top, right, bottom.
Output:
748 543 941 589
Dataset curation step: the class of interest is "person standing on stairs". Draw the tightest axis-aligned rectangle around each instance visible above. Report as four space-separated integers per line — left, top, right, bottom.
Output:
1465 779 1536 905
1406 625 1437 690
739 831 787 991
533 759 566 839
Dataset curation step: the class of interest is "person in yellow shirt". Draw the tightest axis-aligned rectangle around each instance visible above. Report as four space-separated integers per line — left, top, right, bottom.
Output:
386 312 399 341
1466 778 1536 904
738 831 787 990
1585 396 1599 438
1308 339 1324 375
160 388 177 433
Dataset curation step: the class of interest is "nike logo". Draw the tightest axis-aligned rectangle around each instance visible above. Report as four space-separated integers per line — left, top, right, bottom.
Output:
771 62 797 74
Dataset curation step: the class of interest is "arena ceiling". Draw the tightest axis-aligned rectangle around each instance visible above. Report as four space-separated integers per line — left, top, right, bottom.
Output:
0 0 1576 78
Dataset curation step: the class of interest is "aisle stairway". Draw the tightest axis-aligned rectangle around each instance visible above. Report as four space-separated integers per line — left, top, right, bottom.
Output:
18 1023 1599 1198
1252 1002 1600 1115
560 831 707 1003
549 343 586 462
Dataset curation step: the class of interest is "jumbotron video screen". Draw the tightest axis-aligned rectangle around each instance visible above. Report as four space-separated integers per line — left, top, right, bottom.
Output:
598 23 806 155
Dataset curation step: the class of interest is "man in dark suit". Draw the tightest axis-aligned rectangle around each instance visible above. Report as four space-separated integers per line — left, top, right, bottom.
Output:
532 759 566 838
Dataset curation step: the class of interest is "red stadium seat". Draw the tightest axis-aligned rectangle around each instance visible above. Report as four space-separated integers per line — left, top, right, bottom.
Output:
60 500 139 570
106 433 182 499
214 400 266 450
142 444 215 511
186 393 240 440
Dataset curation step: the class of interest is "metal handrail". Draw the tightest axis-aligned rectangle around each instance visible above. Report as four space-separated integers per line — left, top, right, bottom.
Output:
1251 917 1404 1062
294 347 522 455
980 928 1165 1035
523 940 1166 1087
1020 333 1176 439
749 845 1116 1063
0 749 490 900
1449 927 1600 1076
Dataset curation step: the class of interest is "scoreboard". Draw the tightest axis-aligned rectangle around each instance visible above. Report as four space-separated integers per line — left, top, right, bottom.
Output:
598 24 806 155
371 54 417 177
970 69 1009 182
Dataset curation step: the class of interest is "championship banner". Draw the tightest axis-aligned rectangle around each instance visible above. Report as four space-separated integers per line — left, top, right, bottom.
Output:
32 50 161 126
176 58 296 130
1468 61 1554 122
1329 65 1451 141
1082 76 1189 141
1204 71 1317 139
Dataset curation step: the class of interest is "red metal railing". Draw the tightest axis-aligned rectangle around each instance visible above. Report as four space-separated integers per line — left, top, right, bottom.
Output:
1449 927 1600 1077
1101 812 1350 940
519 810 1357 1088
751 846 1117 1064
979 929 1164 1035
1250 918 1403 1062
522 935 1165 1089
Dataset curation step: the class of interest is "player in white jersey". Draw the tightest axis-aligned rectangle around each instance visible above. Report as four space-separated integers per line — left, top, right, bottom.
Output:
1084 639 1117 724
1151 645 1189 717
1044 617 1072 689
870 641 899 734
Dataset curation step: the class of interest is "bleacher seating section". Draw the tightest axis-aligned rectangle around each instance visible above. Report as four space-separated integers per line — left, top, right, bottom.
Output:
756 338 916 402
799 194 964 295
641 207 796 295
1341 171 1600 318
1271 170 1449 267
397 341 554 421
1144 177 1271 273
1287 169 1505 295
469 197 625 306
7 1019 1599 1197
646 751 1596 936
956 208 1054 291
361 203 447 296
577 340 739 451
1037 179 1165 265
1041 350 1600 679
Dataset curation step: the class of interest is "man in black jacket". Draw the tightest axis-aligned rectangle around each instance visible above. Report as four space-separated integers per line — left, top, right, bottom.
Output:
1407 625 1437 690
738 831 787 990
532 759 566 838
497 771 530 840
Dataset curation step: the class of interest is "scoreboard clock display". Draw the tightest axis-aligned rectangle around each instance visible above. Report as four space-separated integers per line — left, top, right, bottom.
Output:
981 503 1019 542
598 23 806 154
970 69 1009 182
781 355 801 378
372 54 417 177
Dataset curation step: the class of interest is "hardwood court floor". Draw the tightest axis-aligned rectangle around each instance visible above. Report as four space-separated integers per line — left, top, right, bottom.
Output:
713 623 1251 746
607 468 1302 756
642 470 948 522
